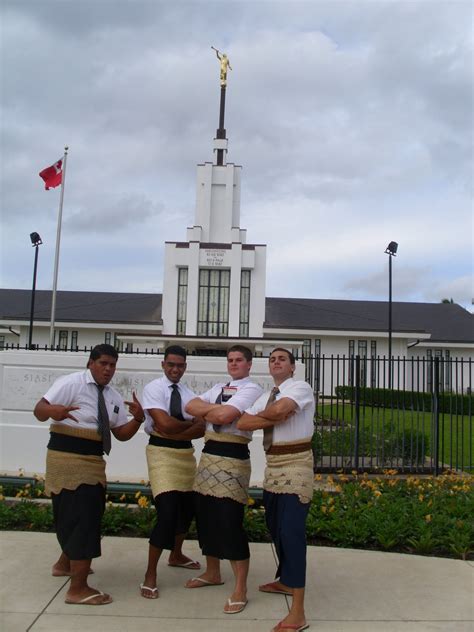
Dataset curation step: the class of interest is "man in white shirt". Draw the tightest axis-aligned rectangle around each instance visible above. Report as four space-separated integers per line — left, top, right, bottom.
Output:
140 345 205 599
33 344 145 606
184 345 263 616
238 348 315 632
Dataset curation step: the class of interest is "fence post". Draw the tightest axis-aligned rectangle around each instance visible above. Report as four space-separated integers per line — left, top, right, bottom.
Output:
433 357 440 475
354 355 360 470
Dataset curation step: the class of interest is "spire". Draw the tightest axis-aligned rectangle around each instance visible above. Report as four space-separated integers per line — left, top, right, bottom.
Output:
211 47 232 166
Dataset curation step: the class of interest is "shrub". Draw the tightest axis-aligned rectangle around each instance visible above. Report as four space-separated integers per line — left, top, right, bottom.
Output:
334 386 473 415
1 473 472 560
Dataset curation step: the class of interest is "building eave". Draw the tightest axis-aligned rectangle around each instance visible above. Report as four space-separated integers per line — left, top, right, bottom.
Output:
262 327 431 340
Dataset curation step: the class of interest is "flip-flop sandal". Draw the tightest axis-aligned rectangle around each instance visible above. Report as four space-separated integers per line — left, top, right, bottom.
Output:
224 598 248 614
168 559 201 569
65 591 112 606
259 581 293 596
140 583 159 599
272 622 309 631
185 577 225 588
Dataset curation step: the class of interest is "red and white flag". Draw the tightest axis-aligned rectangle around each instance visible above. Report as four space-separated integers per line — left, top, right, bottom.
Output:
39 159 63 190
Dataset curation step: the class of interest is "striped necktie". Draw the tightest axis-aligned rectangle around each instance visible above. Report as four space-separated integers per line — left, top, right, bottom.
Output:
213 382 230 432
95 384 112 455
263 387 280 452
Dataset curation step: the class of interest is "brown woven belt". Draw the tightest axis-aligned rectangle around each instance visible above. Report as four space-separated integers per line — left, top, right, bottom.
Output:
266 441 312 455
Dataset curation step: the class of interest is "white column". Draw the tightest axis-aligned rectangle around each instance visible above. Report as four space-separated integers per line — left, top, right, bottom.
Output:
228 243 243 336
185 242 200 336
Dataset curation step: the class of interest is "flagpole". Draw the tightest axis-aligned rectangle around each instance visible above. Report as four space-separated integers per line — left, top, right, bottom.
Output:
49 146 69 347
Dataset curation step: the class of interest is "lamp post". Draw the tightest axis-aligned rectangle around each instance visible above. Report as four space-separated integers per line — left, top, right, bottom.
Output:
384 241 398 388
28 232 43 350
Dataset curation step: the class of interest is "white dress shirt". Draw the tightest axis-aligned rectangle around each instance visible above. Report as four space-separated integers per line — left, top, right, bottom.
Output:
246 377 315 443
199 377 263 439
42 369 128 431
142 375 196 435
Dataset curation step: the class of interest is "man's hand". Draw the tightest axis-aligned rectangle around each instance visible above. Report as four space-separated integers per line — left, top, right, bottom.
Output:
124 391 145 423
49 405 80 422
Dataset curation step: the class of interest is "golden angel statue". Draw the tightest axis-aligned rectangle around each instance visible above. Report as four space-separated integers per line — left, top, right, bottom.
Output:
211 46 232 86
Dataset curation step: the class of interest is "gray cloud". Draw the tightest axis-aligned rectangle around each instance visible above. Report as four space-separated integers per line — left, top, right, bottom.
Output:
1 1 472 310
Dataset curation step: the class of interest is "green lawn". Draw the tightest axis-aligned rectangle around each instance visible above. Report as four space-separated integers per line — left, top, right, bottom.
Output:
317 403 473 472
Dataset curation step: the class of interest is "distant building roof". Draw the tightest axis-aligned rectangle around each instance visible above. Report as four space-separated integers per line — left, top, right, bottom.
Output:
0 289 162 325
1 289 472 343
264 297 474 343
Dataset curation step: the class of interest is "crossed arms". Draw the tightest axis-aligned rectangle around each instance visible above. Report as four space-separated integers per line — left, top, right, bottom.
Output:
237 397 297 431
185 397 241 427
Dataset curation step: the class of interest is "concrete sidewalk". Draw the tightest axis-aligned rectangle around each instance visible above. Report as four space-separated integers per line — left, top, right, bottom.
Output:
0 531 472 632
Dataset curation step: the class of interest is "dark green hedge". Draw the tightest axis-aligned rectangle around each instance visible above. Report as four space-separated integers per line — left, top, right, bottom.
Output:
334 386 473 415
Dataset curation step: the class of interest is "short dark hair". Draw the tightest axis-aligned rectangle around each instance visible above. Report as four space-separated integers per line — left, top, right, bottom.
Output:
270 347 295 365
89 344 119 362
164 345 187 360
227 345 253 362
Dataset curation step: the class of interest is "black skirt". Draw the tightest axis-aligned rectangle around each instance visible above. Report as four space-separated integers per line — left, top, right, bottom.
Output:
149 491 195 550
52 483 105 560
194 493 249 561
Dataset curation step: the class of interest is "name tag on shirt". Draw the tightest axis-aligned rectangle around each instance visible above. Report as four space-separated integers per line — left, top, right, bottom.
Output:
221 386 237 402
114 405 119 414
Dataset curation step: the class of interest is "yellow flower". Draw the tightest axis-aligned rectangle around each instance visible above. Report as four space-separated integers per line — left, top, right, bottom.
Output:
425 514 432 522
321 505 327 514
247 497 255 506
0 494 4 501
314 474 322 481
119 494 126 502
418 494 424 502
334 485 342 493
328 497 335 505
135 491 141 499
329 505 336 513
373 490 382 497
138 496 149 508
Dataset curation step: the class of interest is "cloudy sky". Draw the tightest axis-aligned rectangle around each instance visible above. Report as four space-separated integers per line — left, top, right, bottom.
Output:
1 0 472 310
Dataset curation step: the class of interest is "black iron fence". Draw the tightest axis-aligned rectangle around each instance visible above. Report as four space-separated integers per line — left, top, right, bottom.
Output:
2 344 473 474
297 354 473 475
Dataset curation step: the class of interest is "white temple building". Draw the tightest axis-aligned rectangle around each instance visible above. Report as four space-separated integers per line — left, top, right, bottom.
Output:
0 62 472 363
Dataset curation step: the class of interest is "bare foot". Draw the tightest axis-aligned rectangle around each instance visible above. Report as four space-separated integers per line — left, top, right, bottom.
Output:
272 614 308 631
65 589 112 605
140 583 159 599
185 574 224 588
168 554 201 570
140 572 158 599
259 580 293 595
224 590 248 614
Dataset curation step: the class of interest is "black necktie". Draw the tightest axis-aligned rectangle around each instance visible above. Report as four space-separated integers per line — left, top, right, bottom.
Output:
95 384 112 455
213 382 230 432
263 387 280 452
170 384 184 421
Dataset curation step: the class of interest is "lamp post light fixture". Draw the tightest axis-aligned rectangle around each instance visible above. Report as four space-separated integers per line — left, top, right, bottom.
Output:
384 241 398 388
28 232 43 350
